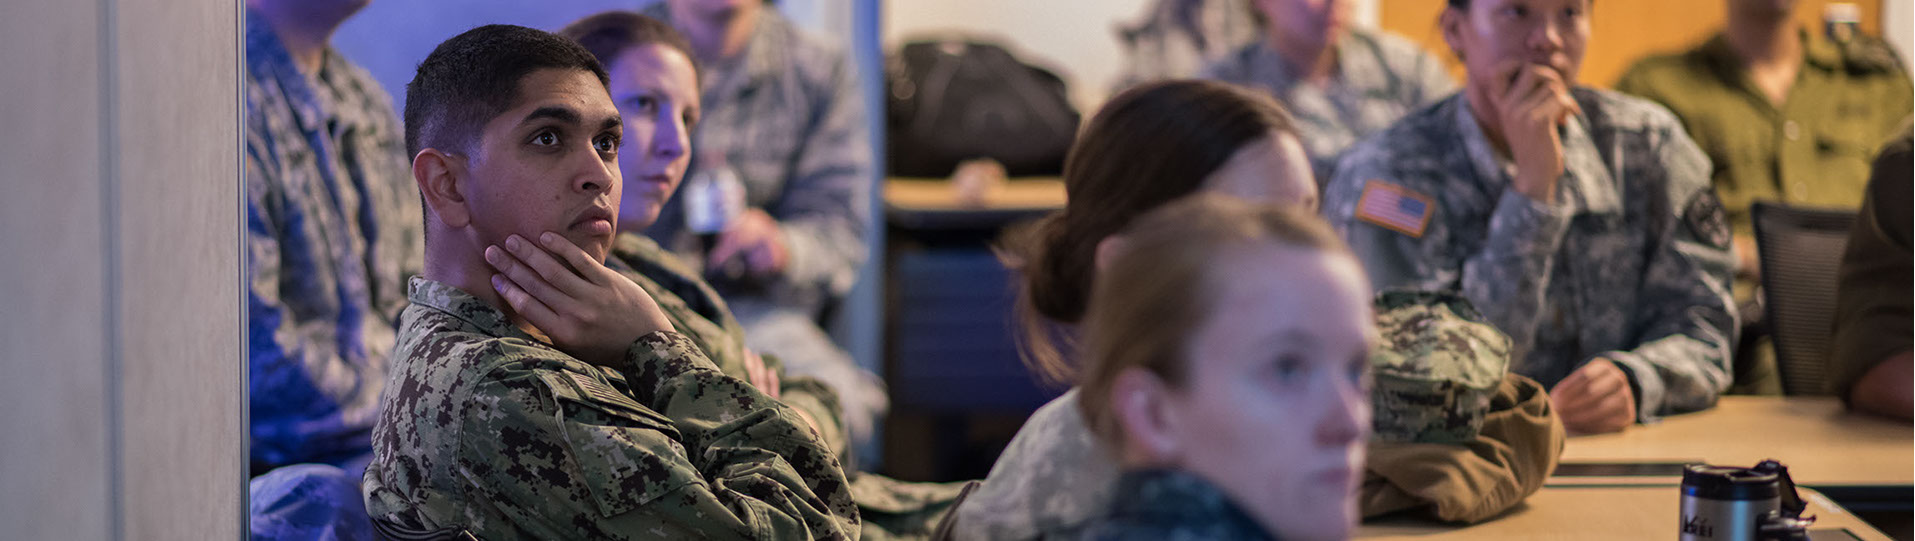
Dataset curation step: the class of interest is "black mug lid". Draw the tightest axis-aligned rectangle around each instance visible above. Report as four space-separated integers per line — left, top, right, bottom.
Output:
1683 464 1780 501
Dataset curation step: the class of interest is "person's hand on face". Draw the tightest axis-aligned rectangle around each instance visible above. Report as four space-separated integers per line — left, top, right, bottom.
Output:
485 231 676 366
1489 59 1582 204
708 208 789 278
1549 357 1636 434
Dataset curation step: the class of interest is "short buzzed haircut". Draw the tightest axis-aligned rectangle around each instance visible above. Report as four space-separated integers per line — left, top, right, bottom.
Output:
559 11 700 87
403 24 611 158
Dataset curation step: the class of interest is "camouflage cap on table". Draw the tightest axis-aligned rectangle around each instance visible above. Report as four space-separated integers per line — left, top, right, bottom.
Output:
1369 289 1511 444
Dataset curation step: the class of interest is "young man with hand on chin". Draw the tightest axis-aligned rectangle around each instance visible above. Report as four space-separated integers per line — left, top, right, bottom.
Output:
360 24 858 540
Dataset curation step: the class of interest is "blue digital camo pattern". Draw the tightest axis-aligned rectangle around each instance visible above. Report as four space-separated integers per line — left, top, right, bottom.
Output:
244 8 422 473
639 4 887 449
638 4 871 315
250 463 373 541
1049 470 1275 541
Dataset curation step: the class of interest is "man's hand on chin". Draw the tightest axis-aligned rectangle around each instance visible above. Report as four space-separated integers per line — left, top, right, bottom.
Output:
485 231 675 366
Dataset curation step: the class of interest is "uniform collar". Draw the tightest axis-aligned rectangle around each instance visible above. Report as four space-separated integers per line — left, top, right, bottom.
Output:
406 276 535 342
1105 469 1275 539
1451 92 1619 215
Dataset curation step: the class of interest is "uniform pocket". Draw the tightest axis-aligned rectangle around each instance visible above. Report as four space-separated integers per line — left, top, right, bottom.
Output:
535 370 704 518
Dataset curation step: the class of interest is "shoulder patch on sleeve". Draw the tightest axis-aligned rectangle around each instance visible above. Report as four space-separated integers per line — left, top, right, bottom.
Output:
1684 189 1731 249
538 369 655 421
1355 180 1436 238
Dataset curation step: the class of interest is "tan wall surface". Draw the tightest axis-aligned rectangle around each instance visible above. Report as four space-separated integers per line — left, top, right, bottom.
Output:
113 0 244 535
0 0 111 537
1379 0 1884 88
0 0 242 538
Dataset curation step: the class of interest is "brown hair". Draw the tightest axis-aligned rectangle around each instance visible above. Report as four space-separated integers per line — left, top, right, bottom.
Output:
1074 194 1347 444
558 11 700 86
1008 79 1299 384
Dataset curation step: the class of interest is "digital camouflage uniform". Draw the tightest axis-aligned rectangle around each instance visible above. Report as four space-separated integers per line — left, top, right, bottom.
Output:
1369 290 1510 444
362 236 963 540
640 3 886 449
362 277 858 540
950 292 1550 539
1047 470 1276 541
608 234 967 541
1324 90 1738 421
244 7 422 474
1204 28 1456 186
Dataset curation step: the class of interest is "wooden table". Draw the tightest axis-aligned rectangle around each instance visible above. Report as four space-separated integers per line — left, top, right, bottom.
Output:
884 177 1066 212
1552 397 1911 488
883 177 1065 230
1358 486 1892 540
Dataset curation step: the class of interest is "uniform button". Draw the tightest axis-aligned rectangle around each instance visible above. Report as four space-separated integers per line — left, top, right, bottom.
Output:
1784 120 1801 141
1793 182 1807 194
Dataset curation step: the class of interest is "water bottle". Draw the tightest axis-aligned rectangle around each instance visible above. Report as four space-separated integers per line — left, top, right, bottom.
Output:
1679 460 1813 541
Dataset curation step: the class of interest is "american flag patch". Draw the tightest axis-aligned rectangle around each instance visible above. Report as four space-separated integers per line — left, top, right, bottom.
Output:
1355 181 1434 238
568 371 640 409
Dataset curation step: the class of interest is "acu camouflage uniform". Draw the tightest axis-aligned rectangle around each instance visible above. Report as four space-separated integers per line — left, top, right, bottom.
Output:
1324 89 1739 421
1204 28 1456 185
1047 470 1276 541
362 277 858 540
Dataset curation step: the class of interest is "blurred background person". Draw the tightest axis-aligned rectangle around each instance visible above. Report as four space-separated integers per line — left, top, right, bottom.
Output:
1060 195 1373 541
952 79 1316 540
1615 0 1912 395
641 0 887 455
1112 0 1261 90
1324 0 1737 434
1206 0 1456 186
1832 124 1912 421
244 0 419 537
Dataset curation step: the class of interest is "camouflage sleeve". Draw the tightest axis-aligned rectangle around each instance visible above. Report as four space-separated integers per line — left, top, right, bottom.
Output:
1457 190 1576 363
461 331 859 539
772 45 873 302
1601 128 1736 420
244 146 382 469
1325 157 1574 363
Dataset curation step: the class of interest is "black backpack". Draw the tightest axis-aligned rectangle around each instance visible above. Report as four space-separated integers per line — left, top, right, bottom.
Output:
885 39 1081 178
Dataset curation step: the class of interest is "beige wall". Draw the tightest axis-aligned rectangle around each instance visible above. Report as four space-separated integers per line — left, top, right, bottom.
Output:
0 0 242 538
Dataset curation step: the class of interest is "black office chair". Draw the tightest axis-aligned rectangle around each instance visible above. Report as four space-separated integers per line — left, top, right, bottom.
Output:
1751 202 1859 396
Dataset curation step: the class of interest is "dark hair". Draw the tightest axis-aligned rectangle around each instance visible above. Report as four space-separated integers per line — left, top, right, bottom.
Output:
1006 79 1298 384
403 24 610 158
558 11 701 87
